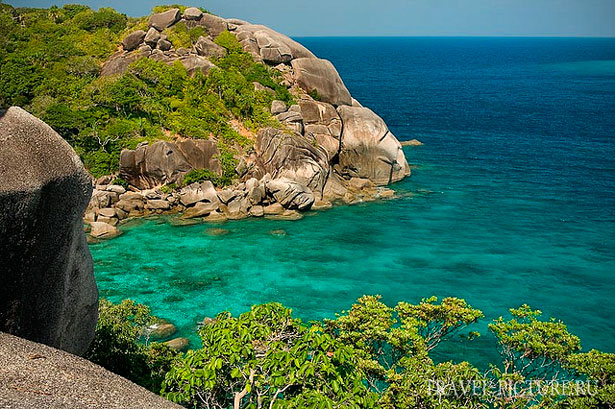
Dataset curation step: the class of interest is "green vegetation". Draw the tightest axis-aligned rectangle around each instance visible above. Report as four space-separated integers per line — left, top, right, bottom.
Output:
160 183 178 194
164 21 206 49
308 88 322 101
151 4 209 15
0 3 291 178
85 299 178 392
183 168 223 186
111 177 129 189
93 297 615 409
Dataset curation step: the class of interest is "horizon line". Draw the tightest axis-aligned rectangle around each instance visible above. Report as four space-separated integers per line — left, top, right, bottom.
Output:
289 35 615 39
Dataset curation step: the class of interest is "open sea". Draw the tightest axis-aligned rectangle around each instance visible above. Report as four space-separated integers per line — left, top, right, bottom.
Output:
90 38 615 368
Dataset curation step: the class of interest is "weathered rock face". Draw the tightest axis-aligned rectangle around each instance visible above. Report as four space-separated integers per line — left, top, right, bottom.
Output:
299 100 343 160
265 178 315 210
148 8 181 31
194 35 226 58
235 24 316 63
183 7 203 20
0 107 98 356
255 127 330 199
178 54 216 75
291 58 353 107
119 139 221 189
337 106 411 185
183 13 229 38
122 30 146 51
0 332 183 409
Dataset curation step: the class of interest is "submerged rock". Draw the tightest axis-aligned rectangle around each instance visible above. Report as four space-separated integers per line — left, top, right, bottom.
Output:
164 337 190 351
401 139 424 146
206 227 230 236
149 322 176 339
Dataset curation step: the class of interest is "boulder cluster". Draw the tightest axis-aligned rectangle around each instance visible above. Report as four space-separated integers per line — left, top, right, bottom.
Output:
102 7 229 76
86 171 396 239
89 6 411 239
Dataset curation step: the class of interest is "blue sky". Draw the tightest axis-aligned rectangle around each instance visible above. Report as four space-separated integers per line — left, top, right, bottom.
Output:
5 0 615 37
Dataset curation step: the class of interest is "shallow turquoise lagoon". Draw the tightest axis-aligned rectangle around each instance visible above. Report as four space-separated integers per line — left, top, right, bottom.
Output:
90 38 615 368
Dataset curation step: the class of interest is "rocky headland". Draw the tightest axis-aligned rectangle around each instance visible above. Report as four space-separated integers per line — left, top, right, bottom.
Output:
85 6 411 240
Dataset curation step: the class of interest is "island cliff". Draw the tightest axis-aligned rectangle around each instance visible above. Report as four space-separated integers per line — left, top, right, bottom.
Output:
85 7 411 238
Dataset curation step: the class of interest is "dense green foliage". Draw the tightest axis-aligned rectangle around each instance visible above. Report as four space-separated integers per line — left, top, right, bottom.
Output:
163 303 377 408
85 299 178 392
183 168 224 186
93 297 615 408
0 3 290 178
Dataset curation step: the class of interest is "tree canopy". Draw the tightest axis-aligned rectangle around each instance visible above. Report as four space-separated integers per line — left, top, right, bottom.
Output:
89 296 615 409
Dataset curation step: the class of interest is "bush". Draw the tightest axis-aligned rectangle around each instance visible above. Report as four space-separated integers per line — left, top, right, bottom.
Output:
85 299 178 393
111 178 129 189
183 168 222 186
164 21 206 49
73 8 127 33
308 88 322 101
162 303 377 408
81 296 615 409
160 183 177 194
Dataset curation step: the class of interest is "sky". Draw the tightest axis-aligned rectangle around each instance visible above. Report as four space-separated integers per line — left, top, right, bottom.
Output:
5 0 615 37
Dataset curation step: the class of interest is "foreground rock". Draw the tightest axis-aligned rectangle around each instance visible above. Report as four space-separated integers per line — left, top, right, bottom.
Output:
0 107 98 355
0 332 182 409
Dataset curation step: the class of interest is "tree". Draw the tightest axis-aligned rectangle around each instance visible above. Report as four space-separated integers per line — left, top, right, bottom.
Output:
162 303 378 409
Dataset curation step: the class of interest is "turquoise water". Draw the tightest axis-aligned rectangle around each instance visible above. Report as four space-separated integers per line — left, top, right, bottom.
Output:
91 38 615 368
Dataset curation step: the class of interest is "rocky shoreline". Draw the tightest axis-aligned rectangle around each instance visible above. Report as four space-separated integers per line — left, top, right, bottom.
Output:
85 175 398 240
84 6 413 241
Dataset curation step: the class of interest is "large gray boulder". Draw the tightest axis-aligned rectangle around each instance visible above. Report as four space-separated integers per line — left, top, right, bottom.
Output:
144 27 161 48
148 8 181 31
291 58 352 106
265 178 315 210
183 13 229 38
122 30 146 51
194 36 226 58
179 54 217 76
0 107 98 355
101 49 145 76
337 106 411 185
235 24 316 63
0 332 183 409
179 181 219 207
119 139 221 189
299 100 343 160
255 127 330 199
183 7 203 21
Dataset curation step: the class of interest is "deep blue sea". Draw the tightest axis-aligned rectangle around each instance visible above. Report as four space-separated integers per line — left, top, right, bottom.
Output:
90 38 615 368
